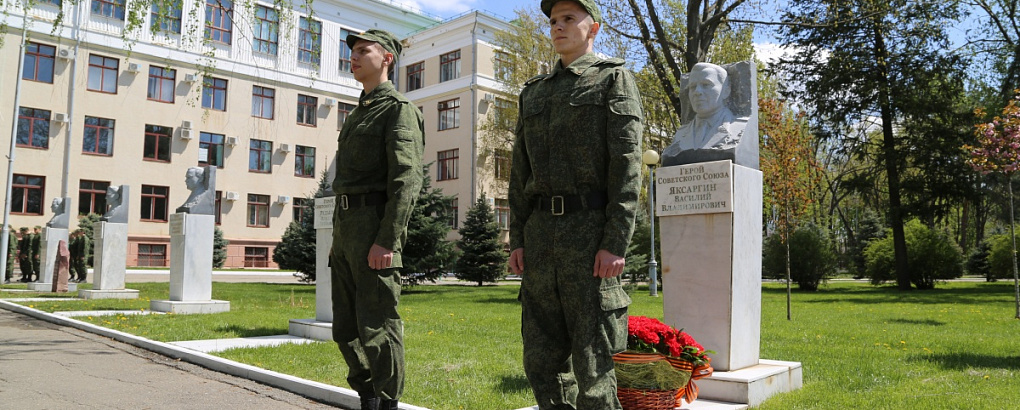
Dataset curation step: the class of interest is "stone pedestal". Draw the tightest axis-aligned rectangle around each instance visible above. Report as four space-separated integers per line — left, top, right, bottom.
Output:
27 227 69 292
657 160 800 406
289 196 334 341
150 213 229 314
79 222 138 300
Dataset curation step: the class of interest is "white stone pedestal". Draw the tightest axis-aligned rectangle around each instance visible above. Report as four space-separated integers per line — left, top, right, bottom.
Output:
27 227 70 292
289 196 334 341
150 213 229 314
657 161 801 406
79 222 138 300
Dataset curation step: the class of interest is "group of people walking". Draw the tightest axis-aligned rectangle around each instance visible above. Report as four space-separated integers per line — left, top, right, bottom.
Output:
331 0 643 408
3 226 90 284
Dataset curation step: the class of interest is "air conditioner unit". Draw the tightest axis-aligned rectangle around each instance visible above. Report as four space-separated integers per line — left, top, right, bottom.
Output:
181 120 193 129
184 73 198 83
57 48 74 60
483 93 495 103
279 143 292 153
225 191 240 201
225 136 239 146
180 128 194 140
276 195 291 204
324 98 337 107
52 112 68 123
126 63 141 73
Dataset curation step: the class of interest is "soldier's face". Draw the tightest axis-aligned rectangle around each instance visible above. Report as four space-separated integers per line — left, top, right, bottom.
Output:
350 41 391 83
549 2 598 59
688 68 729 115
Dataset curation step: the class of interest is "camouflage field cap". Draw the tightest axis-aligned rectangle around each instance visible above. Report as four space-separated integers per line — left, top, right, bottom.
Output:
540 0 602 24
346 29 402 57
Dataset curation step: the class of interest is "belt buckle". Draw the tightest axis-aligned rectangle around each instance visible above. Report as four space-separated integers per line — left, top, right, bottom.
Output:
551 196 565 216
339 194 349 210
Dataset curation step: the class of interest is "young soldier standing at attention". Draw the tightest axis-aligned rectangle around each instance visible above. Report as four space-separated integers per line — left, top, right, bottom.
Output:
508 0 644 408
330 29 424 410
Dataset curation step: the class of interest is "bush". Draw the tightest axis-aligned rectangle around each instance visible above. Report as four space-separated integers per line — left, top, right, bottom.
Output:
762 223 836 291
213 227 229 269
965 238 992 279
986 231 1020 282
455 195 506 286
863 219 963 289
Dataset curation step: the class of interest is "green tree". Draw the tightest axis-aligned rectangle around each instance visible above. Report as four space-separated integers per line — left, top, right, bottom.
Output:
455 195 507 286
762 222 836 291
402 166 459 287
864 219 964 289
273 172 329 282
76 213 102 267
213 227 229 269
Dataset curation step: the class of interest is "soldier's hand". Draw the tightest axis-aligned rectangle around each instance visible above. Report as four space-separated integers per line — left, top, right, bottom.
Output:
593 249 625 278
509 248 525 275
368 244 393 270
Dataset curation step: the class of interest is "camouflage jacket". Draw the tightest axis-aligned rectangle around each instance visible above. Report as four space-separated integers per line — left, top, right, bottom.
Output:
508 52 644 257
332 81 424 252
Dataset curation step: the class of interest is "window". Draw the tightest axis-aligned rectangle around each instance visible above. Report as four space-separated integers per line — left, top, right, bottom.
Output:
143 125 173 162
406 61 424 92
83 116 115 156
79 180 110 215
91 0 125 20
16 107 50 149
252 85 274 119
293 197 310 224
214 190 222 225
440 50 461 82
492 97 515 129
449 198 458 229
437 149 459 181
297 94 317 126
201 77 227 111
199 132 225 167
249 139 272 172
244 246 270 267
253 6 279 55
40 0 62 6
137 244 167 267
494 51 511 83
150 0 182 34
438 99 460 130
338 29 351 73
147 66 176 103
495 198 510 229
12 174 44 215
247 194 270 227
87 54 118 93
204 0 232 44
493 149 512 180
140 185 169 222
23 42 55 83
295 145 315 177
298 17 321 64
338 102 356 130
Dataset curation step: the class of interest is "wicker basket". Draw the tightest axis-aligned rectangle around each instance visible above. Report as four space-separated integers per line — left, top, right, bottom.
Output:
618 387 681 410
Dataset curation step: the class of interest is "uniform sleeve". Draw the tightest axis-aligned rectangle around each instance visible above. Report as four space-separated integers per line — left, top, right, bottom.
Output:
375 102 424 252
508 93 532 251
600 68 644 256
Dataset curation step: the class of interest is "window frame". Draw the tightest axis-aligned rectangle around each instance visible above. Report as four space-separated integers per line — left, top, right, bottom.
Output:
293 197 310 224
204 0 233 45
140 185 170 222
298 17 322 65
251 85 275 119
82 116 115 156
244 246 270 267
16 107 50 150
437 149 459 181
199 132 225 167
252 5 280 55
297 94 317 126
440 50 461 82
143 124 173 163
12 174 45 215
294 145 315 177
91 0 126 20
150 0 183 34
137 244 168 267
23 42 55 83
495 198 510 230
338 29 352 73
438 98 460 131
147 66 176 103
246 194 270 228
78 180 110 216
337 102 356 130
406 61 424 92
248 139 273 173
201 76 228 111
87 54 119 94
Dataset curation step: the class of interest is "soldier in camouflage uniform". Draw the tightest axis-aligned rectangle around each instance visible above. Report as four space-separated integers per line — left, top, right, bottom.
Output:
330 29 424 410
18 227 34 282
30 226 41 281
4 226 16 283
69 230 90 283
508 0 644 408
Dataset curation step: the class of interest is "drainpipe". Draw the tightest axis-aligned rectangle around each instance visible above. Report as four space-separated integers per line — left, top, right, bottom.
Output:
1 3 31 281
61 0 84 199
470 12 478 203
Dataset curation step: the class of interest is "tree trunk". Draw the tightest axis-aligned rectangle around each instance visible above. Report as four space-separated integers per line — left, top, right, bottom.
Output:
1009 179 1019 319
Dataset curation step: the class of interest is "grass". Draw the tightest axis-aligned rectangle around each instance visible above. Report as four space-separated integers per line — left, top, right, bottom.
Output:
3 280 1019 409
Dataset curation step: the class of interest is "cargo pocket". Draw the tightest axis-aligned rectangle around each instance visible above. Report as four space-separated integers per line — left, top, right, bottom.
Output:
599 282 632 311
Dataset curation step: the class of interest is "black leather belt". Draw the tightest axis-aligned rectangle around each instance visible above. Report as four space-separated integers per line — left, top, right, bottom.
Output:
338 191 387 210
535 192 608 215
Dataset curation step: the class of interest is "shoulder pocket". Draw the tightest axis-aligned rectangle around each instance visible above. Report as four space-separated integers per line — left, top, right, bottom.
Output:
609 96 642 119
570 86 606 107
522 97 545 118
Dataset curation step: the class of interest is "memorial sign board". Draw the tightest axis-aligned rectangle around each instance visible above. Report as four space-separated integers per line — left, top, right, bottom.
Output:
655 160 733 216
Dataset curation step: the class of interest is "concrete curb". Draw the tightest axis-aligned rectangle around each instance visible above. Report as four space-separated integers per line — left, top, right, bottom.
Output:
0 299 429 410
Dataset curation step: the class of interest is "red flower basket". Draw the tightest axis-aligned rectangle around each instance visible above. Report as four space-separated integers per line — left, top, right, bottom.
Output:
618 316 714 407
617 387 680 410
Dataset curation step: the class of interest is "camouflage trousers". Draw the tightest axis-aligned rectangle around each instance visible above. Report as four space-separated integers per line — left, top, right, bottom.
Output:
19 256 34 281
71 258 87 282
330 205 404 401
520 210 631 410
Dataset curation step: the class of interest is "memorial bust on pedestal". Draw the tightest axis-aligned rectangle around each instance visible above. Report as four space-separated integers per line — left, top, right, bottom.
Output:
176 166 216 215
100 185 130 223
45 197 71 229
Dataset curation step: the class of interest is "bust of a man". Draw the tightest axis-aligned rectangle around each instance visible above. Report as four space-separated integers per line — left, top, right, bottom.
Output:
175 166 216 215
101 185 130 223
46 197 71 229
661 62 758 169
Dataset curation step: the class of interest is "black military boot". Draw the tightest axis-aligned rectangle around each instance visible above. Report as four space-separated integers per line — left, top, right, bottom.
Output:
379 399 399 410
359 395 379 410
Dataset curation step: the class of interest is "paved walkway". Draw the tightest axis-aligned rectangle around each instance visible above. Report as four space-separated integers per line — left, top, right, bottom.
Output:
0 308 336 410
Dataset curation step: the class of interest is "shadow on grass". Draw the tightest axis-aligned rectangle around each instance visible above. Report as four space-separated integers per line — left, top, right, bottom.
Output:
215 324 288 338
497 374 530 394
886 318 946 326
770 282 1017 305
909 352 1020 371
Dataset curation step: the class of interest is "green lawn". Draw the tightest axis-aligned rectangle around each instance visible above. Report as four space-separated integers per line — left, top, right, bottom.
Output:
3 280 1018 409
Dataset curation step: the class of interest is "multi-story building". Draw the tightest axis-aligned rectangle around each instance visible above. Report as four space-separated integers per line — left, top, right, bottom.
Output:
0 0 511 268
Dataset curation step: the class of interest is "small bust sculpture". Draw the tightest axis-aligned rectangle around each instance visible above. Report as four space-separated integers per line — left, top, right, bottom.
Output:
45 197 71 229
175 166 216 215
661 61 759 169
101 185 130 223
